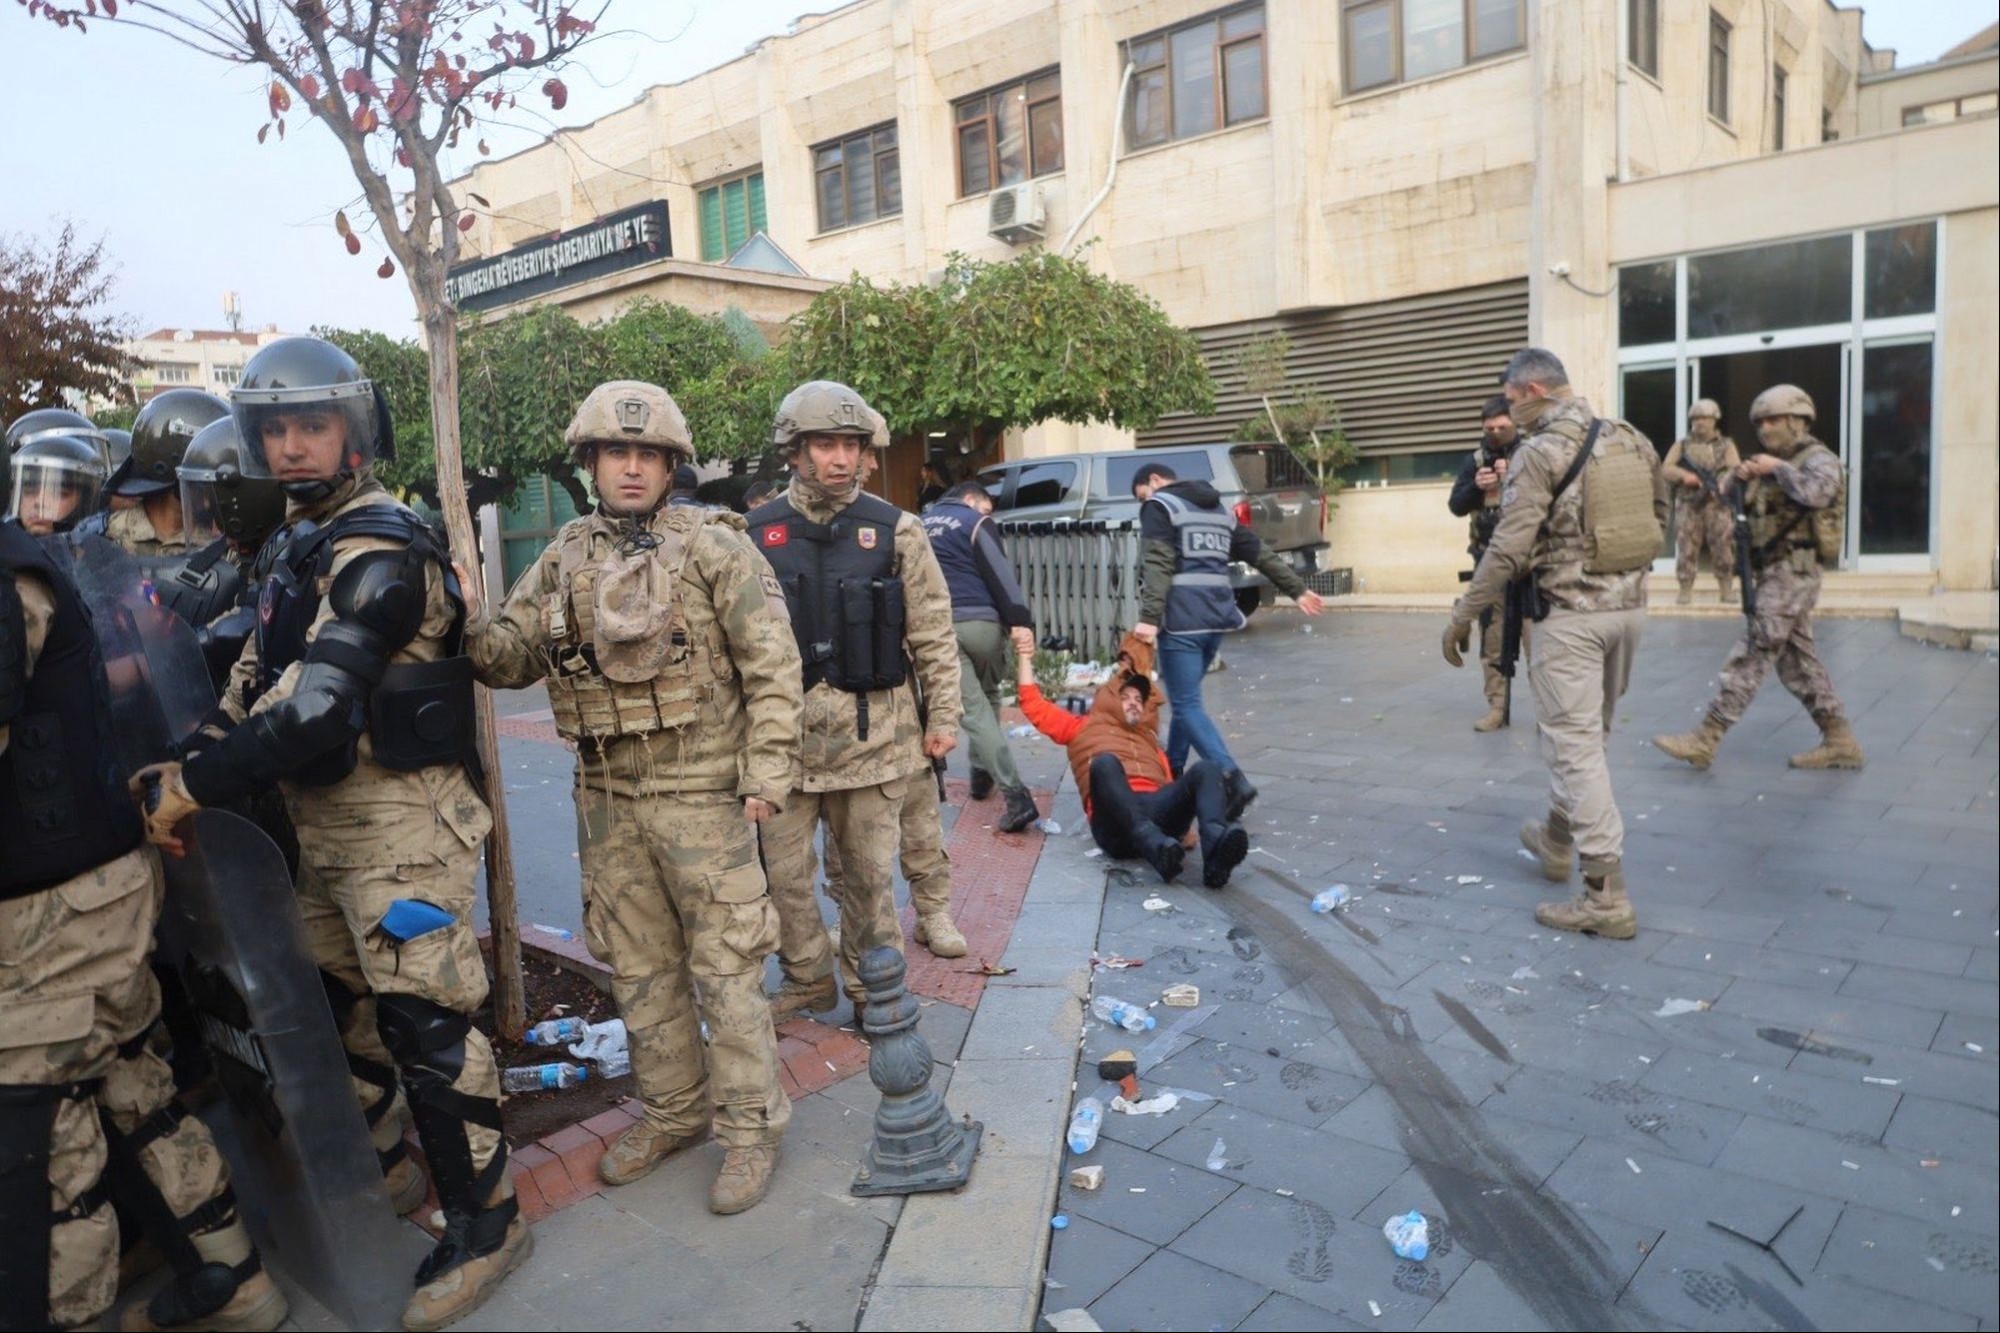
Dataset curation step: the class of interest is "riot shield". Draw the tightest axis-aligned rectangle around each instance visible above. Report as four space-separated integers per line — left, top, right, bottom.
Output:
64 534 214 767
160 810 421 1331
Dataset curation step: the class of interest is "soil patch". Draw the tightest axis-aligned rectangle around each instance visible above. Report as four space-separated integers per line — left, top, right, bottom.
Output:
473 951 636 1148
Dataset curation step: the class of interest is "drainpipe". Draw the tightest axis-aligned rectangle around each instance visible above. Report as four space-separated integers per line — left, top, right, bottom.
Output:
1613 0 1630 182
1060 61 1137 255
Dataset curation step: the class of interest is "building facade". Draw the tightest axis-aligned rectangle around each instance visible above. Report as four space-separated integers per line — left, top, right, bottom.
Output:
119 325 292 403
450 0 1998 592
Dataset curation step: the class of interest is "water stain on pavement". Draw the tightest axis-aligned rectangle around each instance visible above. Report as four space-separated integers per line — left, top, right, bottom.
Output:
1432 989 1516 1065
1756 1027 1873 1064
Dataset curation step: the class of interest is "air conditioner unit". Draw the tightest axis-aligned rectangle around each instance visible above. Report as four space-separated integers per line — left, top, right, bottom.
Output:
987 183 1046 246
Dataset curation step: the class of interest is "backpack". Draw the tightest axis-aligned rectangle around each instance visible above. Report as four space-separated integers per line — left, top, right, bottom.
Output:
1550 419 1663 575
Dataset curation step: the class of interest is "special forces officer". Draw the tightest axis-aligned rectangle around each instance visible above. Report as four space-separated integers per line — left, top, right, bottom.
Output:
749 382 962 1021
1445 348 1666 941
462 382 800 1215
1660 399 1743 605
128 336 529 1331
1654 385 1864 771
1446 395 1526 731
2 517 284 1332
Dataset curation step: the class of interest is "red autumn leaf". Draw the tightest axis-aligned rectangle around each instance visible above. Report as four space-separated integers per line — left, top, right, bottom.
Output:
104 0 118 15
516 34 535 60
333 209 352 237
477 138 490 156
377 257 395 279
268 81 291 116
341 68 366 93
257 124 269 144
468 192 489 208
543 78 567 111
343 233 362 256
395 147 411 168
457 214 476 232
354 105 379 134
299 73 319 100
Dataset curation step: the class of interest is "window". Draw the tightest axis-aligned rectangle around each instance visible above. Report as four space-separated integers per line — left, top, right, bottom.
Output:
1772 66 1786 150
1342 0 1523 93
698 171 766 262
153 364 192 384
1864 222 1937 319
1628 0 1658 79
813 124 900 233
1707 12 1730 124
1686 234 1851 338
955 72 1063 197
1902 92 2000 127
211 366 240 386
1336 451 1463 487
1004 461 1078 509
1102 450 1215 496
1124 5 1266 151
1617 260 1676 346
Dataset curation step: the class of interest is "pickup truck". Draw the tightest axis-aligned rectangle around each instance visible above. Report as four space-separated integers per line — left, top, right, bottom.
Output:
973 442 1329 616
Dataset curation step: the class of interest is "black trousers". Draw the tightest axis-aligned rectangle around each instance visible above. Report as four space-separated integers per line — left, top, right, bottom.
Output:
1087 755 1230 861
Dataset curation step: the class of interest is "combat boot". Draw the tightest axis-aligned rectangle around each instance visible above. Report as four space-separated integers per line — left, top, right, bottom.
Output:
914 911 968 958
1716 577 1734 605
968 766 995 801
120 1221 289 1333
1675 584 1694 606
1473 702 1507 732
1790 716 1865 770
599 1120 709 1186
709 1143 780 1215
400 1206 534 1332
1535 862 1638 940
121 1269 290 1333
1518 811 1575 883
997 786 1040 833
385 1153 431 1216
767 974 838 1024
1654 714 1729 770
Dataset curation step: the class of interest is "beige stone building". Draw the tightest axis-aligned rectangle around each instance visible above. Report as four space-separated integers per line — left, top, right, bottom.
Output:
451 0 1999 594
119 324 292 403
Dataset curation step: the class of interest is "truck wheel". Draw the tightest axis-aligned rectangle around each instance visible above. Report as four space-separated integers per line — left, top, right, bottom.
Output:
1234 588 1263 618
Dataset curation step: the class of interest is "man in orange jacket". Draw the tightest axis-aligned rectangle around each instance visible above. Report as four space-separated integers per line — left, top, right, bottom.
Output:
1011 627 1249 888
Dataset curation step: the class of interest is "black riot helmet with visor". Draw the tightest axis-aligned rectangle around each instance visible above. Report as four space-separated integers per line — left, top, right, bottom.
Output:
7 407 110 473
8 433 107 535
179 416 286 549
228 336 394 501
122 389 230 498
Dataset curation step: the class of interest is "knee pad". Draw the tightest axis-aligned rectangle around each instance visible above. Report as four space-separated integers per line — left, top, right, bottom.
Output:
374 993 471 1085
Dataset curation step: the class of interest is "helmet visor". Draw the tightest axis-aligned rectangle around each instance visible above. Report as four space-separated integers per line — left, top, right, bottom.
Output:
231 380 379 482
179 468 223 546
9 457 102 534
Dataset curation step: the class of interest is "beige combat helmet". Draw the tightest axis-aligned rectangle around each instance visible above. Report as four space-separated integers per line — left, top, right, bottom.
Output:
1749 384 1815 423
1688 398 1722 421
772 380 878 451
565 381 694 463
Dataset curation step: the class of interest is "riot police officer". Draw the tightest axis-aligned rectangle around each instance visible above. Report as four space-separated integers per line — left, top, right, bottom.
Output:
8 433 107 537
127 336 530 1331
174 418 287 685
463 381 800 1214
748 382 962 1022
96 390 230 563
1 516 285 1333
7 407 110 477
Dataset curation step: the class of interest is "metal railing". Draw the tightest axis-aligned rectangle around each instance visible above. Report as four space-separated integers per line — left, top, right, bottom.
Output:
997 518 1141 663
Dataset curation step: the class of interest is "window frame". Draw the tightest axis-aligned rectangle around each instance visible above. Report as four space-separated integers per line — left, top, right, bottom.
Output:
1122 3 1269 153
1340 0 1527 95
812 122 902 234
1771 65 1786 150
1707 11 1731 125
1627 0 1659 80
697 168 767 262
952 69 1064 199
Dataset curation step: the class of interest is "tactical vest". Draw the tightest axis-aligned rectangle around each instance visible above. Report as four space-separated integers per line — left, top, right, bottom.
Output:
1468 444 1503 556
150 536 243 631
195 540 281 688
918 501 995 619
1151 489 1244 635
1536 417 1661 576
0 521 143 898
542 512 734 744
1747 441 1844 568
253 503 476 787
748 492 907 692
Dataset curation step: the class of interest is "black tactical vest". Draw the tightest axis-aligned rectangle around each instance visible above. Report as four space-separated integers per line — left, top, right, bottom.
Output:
747 491 907 692
151 536 243 632
0 521 143 898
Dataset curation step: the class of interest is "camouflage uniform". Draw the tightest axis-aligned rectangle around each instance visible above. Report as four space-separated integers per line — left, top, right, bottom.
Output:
1452 391 1667 936
103 504 188 558
821 786 953 922
466 499 800 1156
1661 433 1742 598
761 475 961 1008
1 565 273 1331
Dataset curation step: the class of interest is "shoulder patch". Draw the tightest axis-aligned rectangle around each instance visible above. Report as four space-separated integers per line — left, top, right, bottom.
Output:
759 573 784 601
760 525 789 549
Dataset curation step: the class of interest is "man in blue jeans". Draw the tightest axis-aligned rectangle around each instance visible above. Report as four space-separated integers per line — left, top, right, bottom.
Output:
1131 462 1324 817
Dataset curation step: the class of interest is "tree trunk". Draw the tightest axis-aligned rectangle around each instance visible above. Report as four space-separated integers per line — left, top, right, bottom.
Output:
418 297 527 1042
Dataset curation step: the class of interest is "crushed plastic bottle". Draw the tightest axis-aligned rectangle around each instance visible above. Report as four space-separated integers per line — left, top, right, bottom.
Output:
1382 1210 1430 1262
1036 818 1063 835
1090 996 1157 1033
501 1062 588 1093
528 922 575 942
1007 723 1038 738
1066 1097 1105 1154
1310 885 1353 913
523 1017 590 1046
1205 1138 1229 1171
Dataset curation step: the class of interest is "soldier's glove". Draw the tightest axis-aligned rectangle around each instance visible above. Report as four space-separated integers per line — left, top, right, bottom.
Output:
1441 619 1471 669
129 761 201 857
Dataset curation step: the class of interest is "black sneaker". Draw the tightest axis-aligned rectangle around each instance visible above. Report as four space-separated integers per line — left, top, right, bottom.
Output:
968 767 995 801
1143 838 1186 884
1222 769 1258 822
997 787 1040 833
1202 826 1249 889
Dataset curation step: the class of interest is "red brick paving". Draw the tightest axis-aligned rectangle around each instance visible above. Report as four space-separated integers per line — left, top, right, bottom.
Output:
900 777 1055 1009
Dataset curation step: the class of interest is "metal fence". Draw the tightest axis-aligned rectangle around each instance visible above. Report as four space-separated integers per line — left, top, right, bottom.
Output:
997 518 1142 663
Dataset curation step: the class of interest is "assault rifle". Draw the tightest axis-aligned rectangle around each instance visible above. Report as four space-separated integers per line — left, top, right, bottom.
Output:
1729 484 1757 621
1459 569 1539 727
1680 457 1723 501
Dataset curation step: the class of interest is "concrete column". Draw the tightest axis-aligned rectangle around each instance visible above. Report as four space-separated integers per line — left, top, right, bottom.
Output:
1529 0 1619 405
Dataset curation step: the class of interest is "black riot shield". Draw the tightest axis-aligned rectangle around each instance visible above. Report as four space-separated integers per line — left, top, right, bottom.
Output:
160 811 420 1331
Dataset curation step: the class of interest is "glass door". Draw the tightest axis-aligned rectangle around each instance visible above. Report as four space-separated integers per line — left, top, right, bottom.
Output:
1618 362 1679 568
1854 337 1935 567
1691 341 1848 568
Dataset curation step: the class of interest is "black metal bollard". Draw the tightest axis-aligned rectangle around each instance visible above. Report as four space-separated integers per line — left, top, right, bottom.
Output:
851 945 982 1197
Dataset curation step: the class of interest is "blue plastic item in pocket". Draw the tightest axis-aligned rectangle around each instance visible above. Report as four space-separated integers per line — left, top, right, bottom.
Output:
377 899 455 942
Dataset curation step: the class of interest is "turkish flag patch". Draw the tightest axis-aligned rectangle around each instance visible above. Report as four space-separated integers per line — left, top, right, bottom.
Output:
761 526 788 548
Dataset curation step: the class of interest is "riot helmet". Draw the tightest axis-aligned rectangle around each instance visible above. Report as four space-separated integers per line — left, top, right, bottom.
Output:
179 417 285 548
122 389 230 497
229 336 393 501
7 406 109 470
8 434 106 536
102 428 134 495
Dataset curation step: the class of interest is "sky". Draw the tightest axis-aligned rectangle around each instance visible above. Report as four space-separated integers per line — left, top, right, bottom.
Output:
2 0 1993 340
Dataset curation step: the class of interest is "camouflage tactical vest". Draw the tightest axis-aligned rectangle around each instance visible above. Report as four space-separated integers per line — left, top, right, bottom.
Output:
1747 441 1844 567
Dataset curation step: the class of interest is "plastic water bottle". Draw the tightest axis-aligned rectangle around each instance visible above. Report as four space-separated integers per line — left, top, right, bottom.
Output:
1066 1097 1104 1154
501 1062 588 1093
1383 1210 1430 1261
1311 885 1353 913
524 1017 589 1046
529 923 575 942
1090 996 1157 1032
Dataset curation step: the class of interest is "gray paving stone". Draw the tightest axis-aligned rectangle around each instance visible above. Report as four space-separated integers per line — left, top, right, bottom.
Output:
1058 1136 1239 1247
1881 1094 2000 1169
1817 1202 2000 1322
1042 1214 1154 1312
1085 1249 1272 1332
865 1283 1038 1332
1767 923 1975 976
1142 1037 1371 1129
1412 1260 1625 1331
1648 934 1854 992
1711 976 1945 1047
1711 1115 1999 1233
1318 1083 1581 1185
1962 948 1997 982
1931 1011 1999 1059
1153 1104 1413 1221
1637 1045 1902 1141
1237 1291 1372 1331
1762 1028 1999 1110
1838 960 2000 1020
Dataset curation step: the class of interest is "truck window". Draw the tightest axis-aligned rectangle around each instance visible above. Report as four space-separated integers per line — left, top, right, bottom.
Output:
1228 444 1313 490
1003 460 1078 509
1103 450 1214 496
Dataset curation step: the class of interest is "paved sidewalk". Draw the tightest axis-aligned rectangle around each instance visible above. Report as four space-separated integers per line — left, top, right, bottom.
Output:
1045 610 1997 1331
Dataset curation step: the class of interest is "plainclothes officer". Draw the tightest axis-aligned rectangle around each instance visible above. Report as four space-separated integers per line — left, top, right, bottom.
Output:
1444 347 1667 941
748 381 961 1021
1660 399 1743 605
127 336 528 1331
463 381 800 1215
1654 385 1863 772
93 391 231 561
1 517 284 1333
8 434 107 537
1446 395 1527 731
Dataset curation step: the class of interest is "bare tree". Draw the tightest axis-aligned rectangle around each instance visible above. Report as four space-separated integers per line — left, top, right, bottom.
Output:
18 0 619 1037
0 223 134 421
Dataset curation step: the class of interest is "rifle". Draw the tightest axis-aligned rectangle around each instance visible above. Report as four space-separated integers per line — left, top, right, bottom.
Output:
1460 568 1508 725
1729 484 1757 621
1681 458 1723 501
912 678 947 802
1495 575 1539 727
